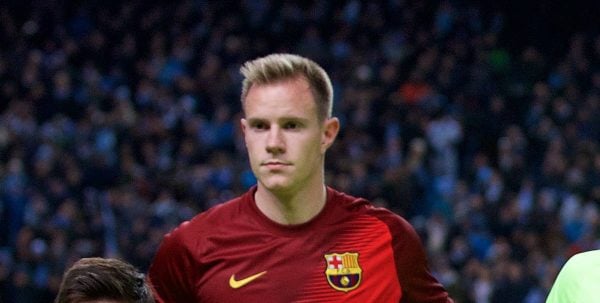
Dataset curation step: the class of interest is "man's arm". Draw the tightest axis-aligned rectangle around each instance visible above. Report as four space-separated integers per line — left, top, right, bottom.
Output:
378 212 453 303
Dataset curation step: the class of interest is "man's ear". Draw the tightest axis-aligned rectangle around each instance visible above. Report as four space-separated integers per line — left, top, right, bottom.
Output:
240 118 247 135
321 117 340 153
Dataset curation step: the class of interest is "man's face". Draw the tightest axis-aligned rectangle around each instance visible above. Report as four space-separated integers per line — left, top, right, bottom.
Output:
241 76 338 195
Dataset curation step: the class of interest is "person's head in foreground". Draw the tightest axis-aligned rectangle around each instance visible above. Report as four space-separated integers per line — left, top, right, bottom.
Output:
55 257 155 303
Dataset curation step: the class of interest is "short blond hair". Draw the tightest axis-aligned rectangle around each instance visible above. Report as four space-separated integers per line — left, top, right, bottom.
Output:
240 53 333 121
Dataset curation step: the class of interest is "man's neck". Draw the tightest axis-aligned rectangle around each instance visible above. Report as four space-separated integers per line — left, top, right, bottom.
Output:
254 183 327 225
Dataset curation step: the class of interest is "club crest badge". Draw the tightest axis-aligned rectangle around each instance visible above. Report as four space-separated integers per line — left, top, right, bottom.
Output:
324 252 362 292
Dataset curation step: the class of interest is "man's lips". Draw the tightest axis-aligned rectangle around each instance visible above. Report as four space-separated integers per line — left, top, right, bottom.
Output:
261 161 291 167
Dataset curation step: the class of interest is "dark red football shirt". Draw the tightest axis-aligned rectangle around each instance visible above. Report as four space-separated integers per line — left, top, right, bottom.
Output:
148 187 452 302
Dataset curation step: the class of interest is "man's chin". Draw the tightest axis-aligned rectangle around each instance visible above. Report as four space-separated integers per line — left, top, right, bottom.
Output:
259 179 293 194
264 184 290 193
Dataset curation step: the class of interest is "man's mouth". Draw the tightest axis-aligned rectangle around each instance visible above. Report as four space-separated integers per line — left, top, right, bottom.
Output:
262 161 291 168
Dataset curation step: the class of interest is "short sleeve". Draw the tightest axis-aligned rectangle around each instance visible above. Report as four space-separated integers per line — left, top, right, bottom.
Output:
148 228 197 303
373 208 453 303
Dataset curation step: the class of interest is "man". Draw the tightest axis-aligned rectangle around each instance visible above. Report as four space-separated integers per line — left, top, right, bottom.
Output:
148 53 452 302
546 250 600 302
55 257 155 303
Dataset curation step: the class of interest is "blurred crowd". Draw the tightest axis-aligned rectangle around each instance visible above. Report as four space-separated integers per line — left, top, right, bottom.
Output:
0 1 598 302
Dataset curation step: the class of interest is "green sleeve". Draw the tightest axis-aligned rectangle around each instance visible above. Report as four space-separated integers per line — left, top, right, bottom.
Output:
546 250 600 303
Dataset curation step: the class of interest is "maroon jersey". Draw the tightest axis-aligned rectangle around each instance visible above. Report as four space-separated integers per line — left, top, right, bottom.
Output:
148 187 452 302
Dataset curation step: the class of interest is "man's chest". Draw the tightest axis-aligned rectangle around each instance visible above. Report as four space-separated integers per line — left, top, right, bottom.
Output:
193 218 402 302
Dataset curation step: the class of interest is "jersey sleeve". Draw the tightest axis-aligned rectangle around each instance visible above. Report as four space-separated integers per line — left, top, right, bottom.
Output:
546 263 575 303
546 250 600 302
148 226 198 303
378 211 453 303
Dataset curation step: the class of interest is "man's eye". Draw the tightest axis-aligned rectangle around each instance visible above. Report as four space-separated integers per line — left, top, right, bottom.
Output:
253 123 268 130
284 122 298 129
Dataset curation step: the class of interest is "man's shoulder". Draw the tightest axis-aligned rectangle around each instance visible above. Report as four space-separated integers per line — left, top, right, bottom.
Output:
329 187 413 231
168 190 253 239
548 250 600 302
151 191 256 268
563 249 600 272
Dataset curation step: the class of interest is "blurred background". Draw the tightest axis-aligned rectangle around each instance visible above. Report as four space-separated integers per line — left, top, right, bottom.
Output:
0 1 598 302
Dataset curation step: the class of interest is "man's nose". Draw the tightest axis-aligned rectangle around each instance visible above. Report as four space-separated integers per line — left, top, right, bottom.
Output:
266 126 285 154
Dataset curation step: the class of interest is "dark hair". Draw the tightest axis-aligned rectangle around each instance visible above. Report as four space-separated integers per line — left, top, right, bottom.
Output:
54 257 155 303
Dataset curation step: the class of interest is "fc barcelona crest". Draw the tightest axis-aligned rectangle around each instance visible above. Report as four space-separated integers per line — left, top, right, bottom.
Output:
324 252 362 292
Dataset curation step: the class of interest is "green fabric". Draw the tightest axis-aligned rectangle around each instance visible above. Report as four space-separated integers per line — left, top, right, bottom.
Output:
547 250 600 303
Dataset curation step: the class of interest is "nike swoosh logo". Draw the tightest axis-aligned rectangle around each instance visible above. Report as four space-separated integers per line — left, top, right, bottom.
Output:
229 271 267 289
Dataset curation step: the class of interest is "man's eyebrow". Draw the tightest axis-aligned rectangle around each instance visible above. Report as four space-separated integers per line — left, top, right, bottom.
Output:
279 116 310 123
245 117 268 125
245 117 265 122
